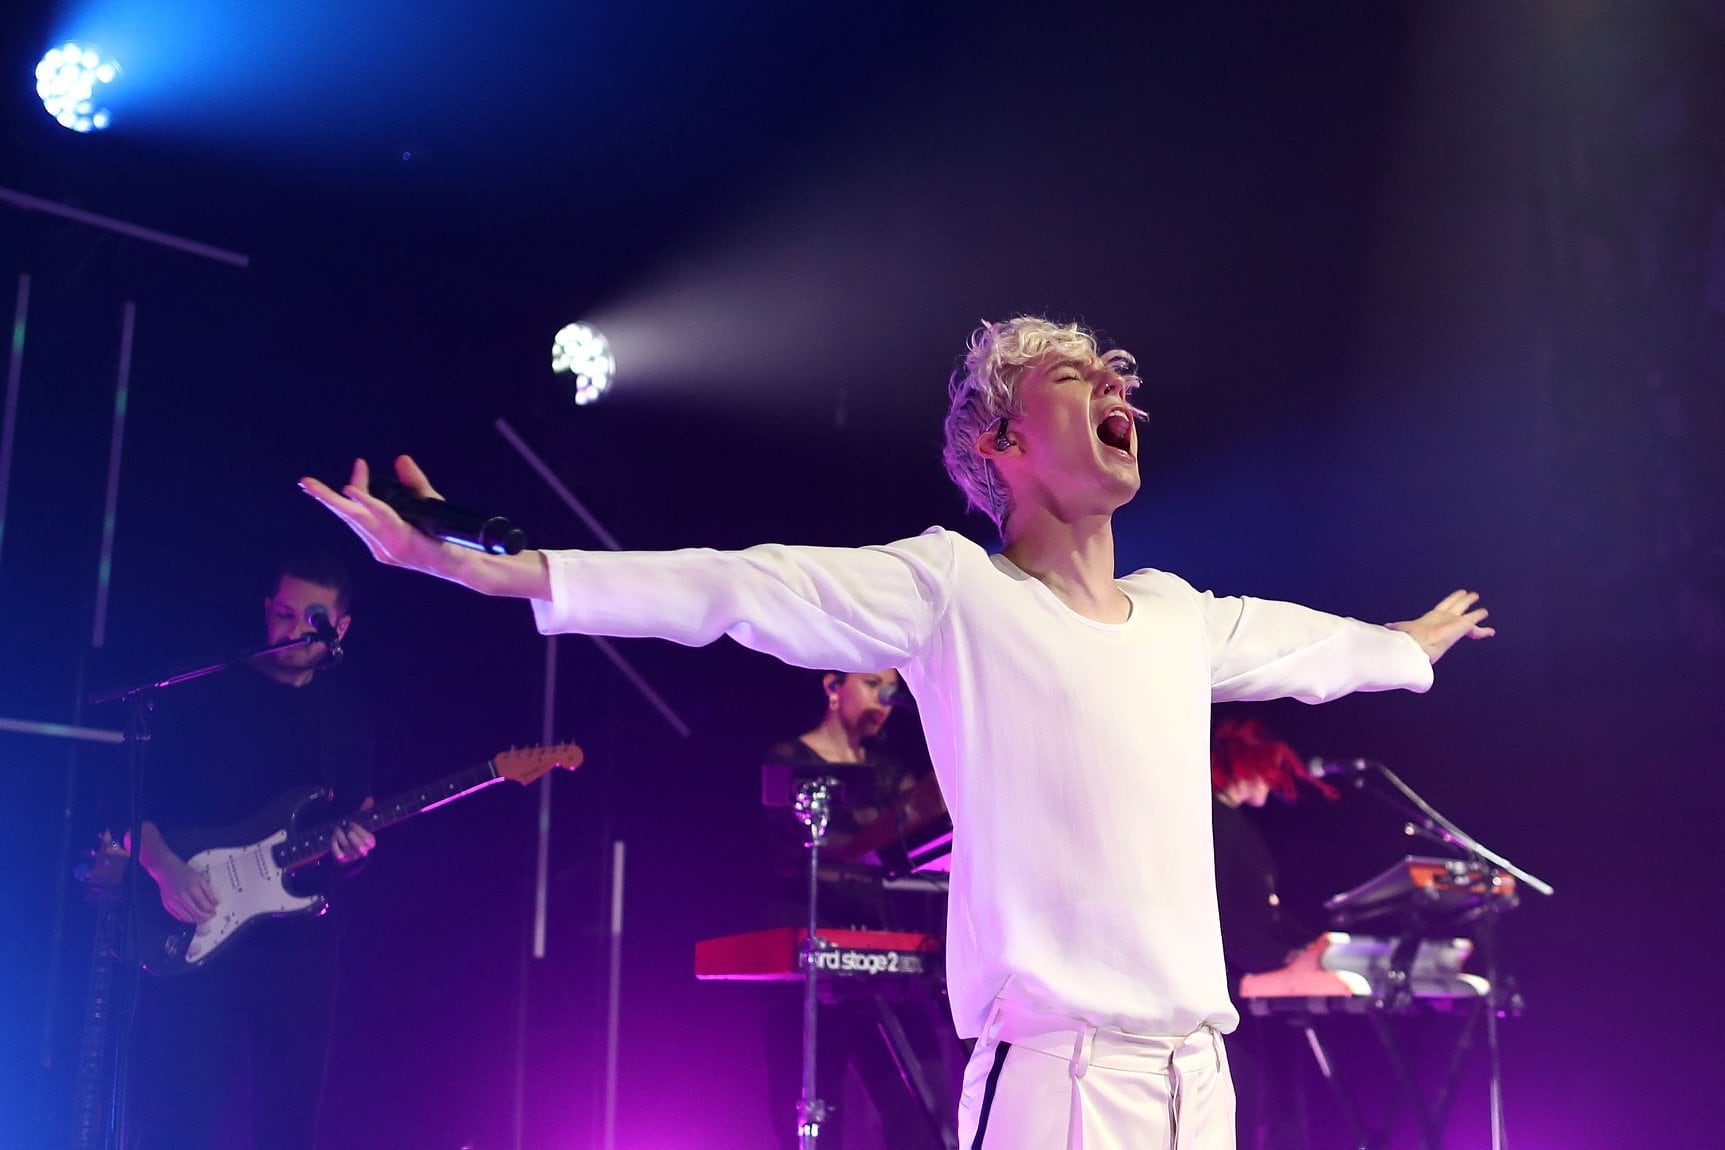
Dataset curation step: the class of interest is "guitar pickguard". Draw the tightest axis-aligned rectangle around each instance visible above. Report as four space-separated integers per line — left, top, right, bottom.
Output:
179 831 326 965
143 788 333 976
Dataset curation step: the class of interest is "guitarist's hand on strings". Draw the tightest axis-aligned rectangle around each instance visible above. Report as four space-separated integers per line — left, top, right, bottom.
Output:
137 821 217 924
300 456 550 600
154 855 219 925
331 797 378 866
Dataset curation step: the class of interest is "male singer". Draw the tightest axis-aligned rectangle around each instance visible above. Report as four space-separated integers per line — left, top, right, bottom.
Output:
303 316 1490 1148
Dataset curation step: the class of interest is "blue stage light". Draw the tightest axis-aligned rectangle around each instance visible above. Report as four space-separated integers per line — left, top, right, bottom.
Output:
552 323 615 406
36 42 121 133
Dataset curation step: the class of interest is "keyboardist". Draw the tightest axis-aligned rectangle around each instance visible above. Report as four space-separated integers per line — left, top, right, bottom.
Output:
1210 715 1336 1150
761 669 942 926
760 669 952 1149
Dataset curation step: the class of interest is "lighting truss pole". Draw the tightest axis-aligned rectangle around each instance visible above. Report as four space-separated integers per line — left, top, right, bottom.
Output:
494 417 690 1150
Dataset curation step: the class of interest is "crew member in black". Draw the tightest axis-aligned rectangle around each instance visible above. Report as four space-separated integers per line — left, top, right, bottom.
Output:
128 551 375 1149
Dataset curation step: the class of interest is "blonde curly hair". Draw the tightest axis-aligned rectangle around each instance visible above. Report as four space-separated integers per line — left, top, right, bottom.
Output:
941 317 1143 531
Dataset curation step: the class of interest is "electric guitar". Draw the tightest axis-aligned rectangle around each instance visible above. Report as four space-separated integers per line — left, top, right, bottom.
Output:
136 743 582 976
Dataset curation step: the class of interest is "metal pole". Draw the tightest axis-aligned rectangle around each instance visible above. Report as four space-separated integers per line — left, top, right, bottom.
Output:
0 186 251 268
0 272 29 572
802 827 822 1149
493 416 694 1146
493 417 690 738
0 717 124 743
1485 910 1509 1150
792 779 835 1148
534 636 558 960
513 634 561 1150
494 416 621 550
91 302 135 650
602 840 626 1150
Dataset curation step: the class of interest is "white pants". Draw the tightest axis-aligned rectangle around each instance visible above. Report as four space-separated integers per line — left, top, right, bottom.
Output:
957 998 1236 1150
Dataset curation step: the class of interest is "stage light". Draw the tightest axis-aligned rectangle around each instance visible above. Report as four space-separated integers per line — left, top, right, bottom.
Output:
551 323 615 406
35 42 121 133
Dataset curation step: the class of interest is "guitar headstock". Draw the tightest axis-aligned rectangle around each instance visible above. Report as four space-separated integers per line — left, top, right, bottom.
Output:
77 830 131 894
494 742 584 785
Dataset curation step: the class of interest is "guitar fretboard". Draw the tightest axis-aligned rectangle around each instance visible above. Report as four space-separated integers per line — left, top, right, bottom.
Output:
272 761 502 869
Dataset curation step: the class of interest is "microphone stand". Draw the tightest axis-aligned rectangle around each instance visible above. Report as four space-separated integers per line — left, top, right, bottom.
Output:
90 631 326 706
1346 762 1553 1150
791 776 840 1150
87 631 332 1149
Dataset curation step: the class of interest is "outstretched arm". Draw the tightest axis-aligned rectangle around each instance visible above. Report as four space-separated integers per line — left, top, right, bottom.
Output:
300 456 550 599
301 455 955 672
1387 589 1494 664
1206 585 1494 704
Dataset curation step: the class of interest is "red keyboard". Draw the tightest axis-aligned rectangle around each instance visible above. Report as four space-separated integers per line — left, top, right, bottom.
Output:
695 927 941 981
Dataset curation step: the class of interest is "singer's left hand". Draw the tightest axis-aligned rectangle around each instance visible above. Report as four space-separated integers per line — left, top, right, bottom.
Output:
331 797 377 865
1387 590 1494 664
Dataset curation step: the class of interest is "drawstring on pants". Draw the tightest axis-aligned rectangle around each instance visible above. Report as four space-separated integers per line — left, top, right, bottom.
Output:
1167 1045 1183 1149
978 998 1226 1150
1067 1026 1094 1146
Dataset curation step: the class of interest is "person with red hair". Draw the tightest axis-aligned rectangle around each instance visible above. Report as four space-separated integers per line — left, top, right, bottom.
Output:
1210 716 1333 1150
1211 716 1336 809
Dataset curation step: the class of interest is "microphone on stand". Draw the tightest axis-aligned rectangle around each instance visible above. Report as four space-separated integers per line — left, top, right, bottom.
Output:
1306 756 1382 780
305 604 345 663
372 478 528 556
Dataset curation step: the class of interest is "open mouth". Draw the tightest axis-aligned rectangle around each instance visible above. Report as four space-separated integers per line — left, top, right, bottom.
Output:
1097 410 1134 455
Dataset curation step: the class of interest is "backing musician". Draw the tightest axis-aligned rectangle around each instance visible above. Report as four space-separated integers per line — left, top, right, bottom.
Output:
761 668 954 1148
1210 716 1334 1150
128 550 376 1149
763 669 935 927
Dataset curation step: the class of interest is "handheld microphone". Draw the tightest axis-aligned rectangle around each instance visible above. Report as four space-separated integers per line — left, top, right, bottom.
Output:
372 478 528 556
305 604 345 663
1306 756 1381 780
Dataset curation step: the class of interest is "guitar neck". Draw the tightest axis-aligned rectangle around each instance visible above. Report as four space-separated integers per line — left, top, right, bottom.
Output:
275 760 503 870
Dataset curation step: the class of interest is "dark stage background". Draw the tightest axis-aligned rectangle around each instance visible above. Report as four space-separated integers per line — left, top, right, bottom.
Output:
2 3 1721 1147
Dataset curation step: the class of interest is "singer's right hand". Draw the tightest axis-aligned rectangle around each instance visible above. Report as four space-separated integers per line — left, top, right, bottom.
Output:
300 456 550 599
301 456 452 573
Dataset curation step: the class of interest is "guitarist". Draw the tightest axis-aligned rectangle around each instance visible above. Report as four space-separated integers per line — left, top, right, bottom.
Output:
128 550 376 1150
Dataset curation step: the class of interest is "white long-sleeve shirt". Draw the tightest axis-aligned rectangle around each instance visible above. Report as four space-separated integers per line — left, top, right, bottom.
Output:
530 526 1432 1037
